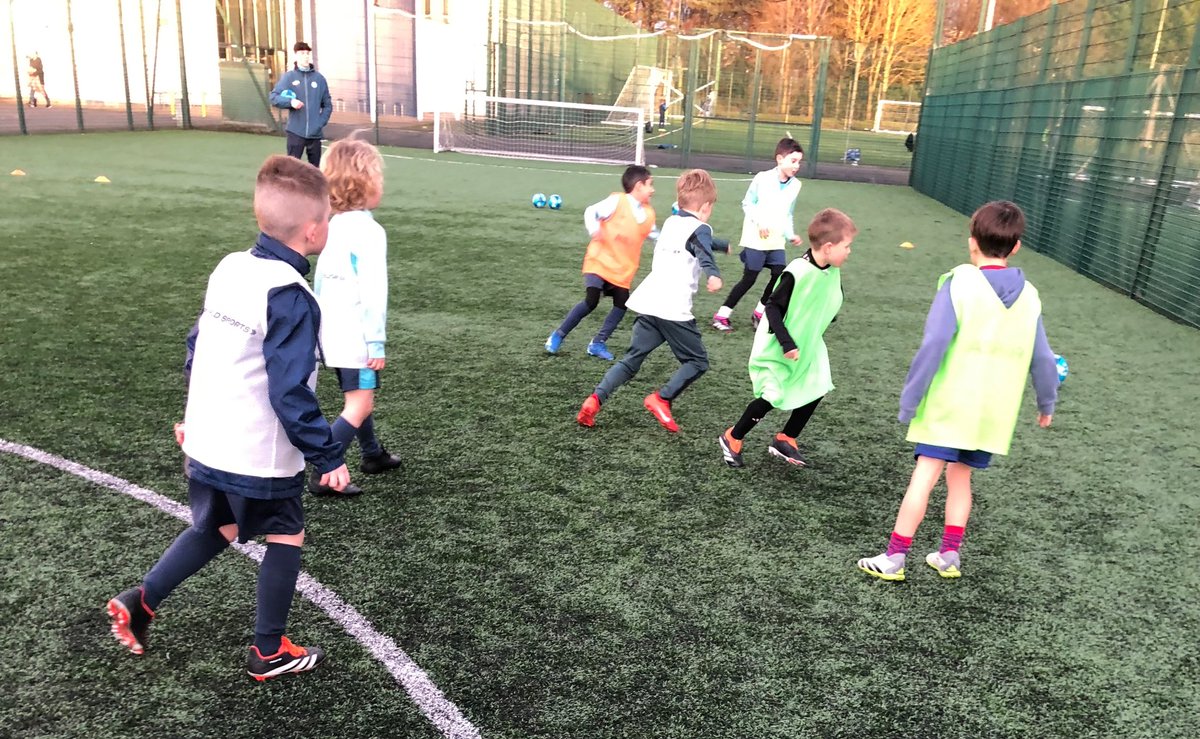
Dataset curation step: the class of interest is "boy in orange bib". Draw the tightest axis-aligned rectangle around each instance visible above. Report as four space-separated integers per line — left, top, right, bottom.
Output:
545 165 656 360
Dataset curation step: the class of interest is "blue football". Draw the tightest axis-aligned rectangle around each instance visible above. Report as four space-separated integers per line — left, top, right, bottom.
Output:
548 194 563 209
1055 354 1069 383
531 192 547 208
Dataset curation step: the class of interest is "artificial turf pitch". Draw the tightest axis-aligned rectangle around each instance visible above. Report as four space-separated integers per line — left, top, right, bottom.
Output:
1 131 1197 738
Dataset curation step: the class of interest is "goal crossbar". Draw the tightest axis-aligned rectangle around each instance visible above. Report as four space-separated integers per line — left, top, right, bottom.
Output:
435 95 646 166
872 100 921 134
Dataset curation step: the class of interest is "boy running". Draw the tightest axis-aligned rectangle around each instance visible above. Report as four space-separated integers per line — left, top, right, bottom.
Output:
545 165 656 360
577 169 723 432
106 156 349 680
712 138 805 332
718 209 857 468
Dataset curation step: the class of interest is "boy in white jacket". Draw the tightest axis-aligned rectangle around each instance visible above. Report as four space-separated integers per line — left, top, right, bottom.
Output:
310 140 402 495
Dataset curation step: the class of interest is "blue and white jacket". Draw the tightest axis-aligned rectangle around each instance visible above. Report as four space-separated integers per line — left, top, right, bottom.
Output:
269 65 332 140
314 210 389 367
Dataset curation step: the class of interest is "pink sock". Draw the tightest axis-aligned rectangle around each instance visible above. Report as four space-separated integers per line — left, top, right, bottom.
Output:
885 531 913 557
940 525 965 553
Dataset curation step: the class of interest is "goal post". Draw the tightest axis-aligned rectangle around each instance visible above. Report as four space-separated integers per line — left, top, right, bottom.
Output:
872 100 922 134
434 95 646 166
608 65 675 125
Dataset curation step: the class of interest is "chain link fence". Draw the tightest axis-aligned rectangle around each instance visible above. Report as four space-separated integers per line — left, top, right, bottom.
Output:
2 0 926 178
912 0 1200 328
488 0 925 174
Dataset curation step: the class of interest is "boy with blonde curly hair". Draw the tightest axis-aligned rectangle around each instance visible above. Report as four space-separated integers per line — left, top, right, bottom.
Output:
308 139 403 496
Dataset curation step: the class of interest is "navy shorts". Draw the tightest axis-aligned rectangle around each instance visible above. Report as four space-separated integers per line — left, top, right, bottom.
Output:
914 443 993 470
583 273 621 293
739 248 787 272
188 478 304 543
334 366 380 391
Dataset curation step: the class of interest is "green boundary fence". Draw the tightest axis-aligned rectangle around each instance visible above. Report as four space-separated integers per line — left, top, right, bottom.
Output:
3 0 928 174
912 0 1200 327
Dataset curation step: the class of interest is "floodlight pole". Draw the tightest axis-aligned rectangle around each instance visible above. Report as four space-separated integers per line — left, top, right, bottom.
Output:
66 0 85 131
138 0 155 129
174 0 192 128
117 0 135 130
977 0 997 34
933 0 946 49
558 0 566 101
712 35 722 108
364 0 378 143
744 48 762 172
7 0 26 134
680 38 700 168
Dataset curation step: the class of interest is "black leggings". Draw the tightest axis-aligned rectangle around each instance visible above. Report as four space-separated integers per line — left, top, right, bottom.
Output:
585 285 629 311
731 396 822 440
722 266 784 310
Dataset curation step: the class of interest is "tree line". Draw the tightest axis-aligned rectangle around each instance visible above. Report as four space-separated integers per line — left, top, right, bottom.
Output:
604 0 1055 126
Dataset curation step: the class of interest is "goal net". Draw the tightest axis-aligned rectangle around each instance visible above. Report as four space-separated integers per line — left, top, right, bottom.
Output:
872 100 922 134
434 95 645 166
608 65 675 125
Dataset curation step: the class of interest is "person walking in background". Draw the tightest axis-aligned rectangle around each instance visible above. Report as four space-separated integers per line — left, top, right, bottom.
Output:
27 52 50 108
270 42 332 167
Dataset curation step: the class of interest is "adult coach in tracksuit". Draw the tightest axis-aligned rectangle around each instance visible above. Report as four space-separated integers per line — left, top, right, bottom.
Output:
270 42 332 167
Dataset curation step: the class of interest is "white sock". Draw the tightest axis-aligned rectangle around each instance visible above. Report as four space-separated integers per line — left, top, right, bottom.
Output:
753 302 765 315
716 306 733 319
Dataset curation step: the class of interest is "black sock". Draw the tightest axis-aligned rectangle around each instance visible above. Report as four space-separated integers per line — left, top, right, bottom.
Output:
723 268 761 310
357 414 382 458
732 398 774 440
782 397 822 439
330 415 359 456
254 542 302 655
142 527 229 610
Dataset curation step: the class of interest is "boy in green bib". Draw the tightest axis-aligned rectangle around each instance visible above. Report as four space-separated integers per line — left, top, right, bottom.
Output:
858 201 1059 582
718 209 857 468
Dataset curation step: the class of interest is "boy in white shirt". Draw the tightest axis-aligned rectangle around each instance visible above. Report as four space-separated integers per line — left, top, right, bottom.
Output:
576 169 724 432
712 138 805 332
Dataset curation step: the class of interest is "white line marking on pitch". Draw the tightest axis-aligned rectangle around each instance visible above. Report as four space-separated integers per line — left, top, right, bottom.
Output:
0 438 482 739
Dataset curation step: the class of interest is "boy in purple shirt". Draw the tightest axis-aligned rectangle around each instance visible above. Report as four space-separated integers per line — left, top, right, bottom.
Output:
859 201 1059 581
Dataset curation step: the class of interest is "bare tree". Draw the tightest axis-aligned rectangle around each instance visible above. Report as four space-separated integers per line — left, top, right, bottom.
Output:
872 0 936 110
841 0 876 129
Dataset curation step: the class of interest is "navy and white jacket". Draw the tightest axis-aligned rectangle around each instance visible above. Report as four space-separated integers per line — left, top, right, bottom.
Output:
269 65 332 140
184 234 343 499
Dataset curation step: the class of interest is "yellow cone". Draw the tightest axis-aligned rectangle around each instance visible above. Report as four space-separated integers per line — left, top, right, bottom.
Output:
94 175 111 183
10 169 26 176
899 241 915 249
